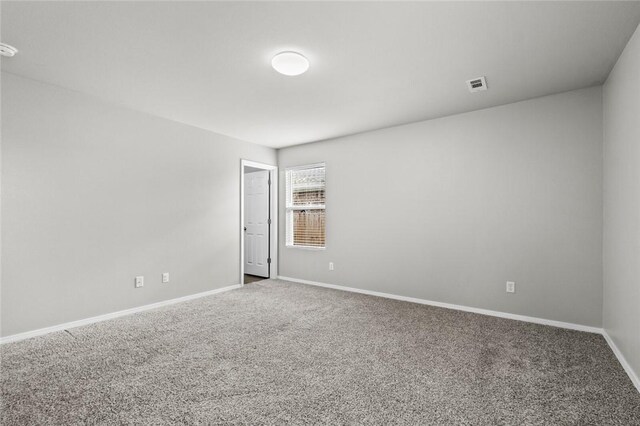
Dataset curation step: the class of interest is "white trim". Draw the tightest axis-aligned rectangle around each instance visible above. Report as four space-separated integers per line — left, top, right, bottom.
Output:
240 159 278 285
0 284 241 345
277 276 640 393
602 330 640 393
277 276 602 334
3 275 638 394
285 245 326 251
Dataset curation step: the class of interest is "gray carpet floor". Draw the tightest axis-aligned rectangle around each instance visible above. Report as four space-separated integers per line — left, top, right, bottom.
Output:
1 279 639 425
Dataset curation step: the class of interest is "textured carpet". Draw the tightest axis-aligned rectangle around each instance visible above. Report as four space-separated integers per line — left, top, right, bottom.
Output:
1 280 639 425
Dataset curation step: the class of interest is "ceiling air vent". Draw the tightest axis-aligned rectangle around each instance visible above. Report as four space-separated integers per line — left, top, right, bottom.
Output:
466 76 487 93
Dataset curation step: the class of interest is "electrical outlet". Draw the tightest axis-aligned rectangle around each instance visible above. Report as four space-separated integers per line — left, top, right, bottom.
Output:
162 273 169 283
329 262 334 271
135 276 144 288
506 281 515 293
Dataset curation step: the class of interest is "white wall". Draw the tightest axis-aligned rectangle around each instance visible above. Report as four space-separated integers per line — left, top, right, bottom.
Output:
278 86 603 327
0 73 276 337
603 23 640 383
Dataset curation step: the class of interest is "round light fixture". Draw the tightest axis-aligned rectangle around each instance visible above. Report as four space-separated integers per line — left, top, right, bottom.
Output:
0 43 18 57
271 51 309 76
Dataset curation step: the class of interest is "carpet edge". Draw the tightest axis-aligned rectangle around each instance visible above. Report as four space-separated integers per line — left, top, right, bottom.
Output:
0 283 242 344
277 276 640 393
602 330 640 393
276 276 602 333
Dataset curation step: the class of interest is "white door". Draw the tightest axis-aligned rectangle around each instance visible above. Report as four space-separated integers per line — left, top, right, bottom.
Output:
244 170 270 277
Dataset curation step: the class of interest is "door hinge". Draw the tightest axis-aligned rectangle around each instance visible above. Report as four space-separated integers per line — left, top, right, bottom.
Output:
268 178 271 186
267 219 271 225
267 258 271 264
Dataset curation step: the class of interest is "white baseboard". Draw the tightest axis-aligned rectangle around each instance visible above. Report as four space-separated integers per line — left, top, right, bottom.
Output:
0 284 241 345
3 276 638 395
277 276 602 333
277 276 640 393
602 330 640 393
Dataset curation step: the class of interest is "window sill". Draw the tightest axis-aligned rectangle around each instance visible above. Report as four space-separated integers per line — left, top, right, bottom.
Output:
286 245 326 251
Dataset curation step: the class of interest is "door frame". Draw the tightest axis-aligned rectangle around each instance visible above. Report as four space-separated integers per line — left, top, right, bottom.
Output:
240 159 278 285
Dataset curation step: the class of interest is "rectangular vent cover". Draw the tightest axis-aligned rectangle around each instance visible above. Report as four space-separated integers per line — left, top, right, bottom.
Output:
466 76 487 93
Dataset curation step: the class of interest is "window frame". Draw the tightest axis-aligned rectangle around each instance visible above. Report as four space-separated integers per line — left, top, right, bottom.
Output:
285 162 326 250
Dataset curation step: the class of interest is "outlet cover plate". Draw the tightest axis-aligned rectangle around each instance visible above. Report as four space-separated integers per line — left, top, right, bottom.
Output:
506 281 515 293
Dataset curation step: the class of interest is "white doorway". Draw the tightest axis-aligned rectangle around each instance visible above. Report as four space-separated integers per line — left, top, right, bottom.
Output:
240 160 278 285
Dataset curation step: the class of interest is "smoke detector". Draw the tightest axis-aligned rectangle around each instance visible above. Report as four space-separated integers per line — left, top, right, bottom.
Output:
466 76 487 93
0 43 18 57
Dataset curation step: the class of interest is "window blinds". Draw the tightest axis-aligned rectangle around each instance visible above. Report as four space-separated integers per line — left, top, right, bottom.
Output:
285 164 326 248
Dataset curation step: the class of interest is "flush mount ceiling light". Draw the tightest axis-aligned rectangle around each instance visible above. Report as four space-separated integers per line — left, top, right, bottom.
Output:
271 51 309 76
0 43 18 57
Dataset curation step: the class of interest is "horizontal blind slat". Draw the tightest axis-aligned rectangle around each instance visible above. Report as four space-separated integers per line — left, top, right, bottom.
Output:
286 164 326 248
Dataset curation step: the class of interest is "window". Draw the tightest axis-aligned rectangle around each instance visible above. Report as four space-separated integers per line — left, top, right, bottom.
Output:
286 163 326 248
